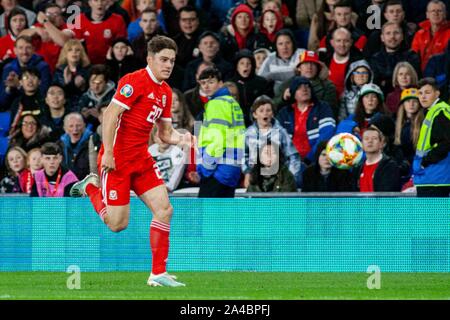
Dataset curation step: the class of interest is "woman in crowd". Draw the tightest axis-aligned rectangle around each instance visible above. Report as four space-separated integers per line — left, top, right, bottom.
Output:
0 146 32 193
9 114 51 152
386 62 419 114
53 39 91 107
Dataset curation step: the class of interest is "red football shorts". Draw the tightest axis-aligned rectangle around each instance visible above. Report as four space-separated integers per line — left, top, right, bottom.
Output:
97 149 164 206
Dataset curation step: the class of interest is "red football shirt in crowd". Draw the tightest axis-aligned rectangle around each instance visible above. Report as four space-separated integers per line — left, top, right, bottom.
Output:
359 161 380 192
0 33 16 60
293 103 312 159
67 13 127 64
328 56 349 98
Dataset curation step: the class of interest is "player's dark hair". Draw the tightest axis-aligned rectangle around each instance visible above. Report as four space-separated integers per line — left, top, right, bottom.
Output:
418 77 440 91
41 142 63 156
147 35 178 55
198 66 222 81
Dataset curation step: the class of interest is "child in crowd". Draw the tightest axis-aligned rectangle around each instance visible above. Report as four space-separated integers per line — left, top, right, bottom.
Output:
243 95 302 188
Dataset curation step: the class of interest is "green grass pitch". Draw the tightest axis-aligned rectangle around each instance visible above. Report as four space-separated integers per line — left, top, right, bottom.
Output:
0 272 449 300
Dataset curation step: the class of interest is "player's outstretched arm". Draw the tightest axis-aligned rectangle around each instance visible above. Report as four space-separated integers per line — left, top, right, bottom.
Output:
157 120 197 150
101 102 126 172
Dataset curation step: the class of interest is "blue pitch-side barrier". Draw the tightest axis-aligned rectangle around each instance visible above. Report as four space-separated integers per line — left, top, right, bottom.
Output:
0 197 449 272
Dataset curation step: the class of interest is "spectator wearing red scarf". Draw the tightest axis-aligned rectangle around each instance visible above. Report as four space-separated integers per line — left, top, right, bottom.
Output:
220 4 258 62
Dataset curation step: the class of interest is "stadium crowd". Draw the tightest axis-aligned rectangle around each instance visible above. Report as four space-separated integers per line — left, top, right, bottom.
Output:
0 0 449 197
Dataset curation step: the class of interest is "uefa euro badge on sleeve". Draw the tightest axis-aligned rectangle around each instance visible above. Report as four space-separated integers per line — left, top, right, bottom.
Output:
120 84 134 98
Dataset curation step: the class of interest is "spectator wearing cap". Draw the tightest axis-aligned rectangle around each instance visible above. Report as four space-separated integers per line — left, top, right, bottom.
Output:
172 6 203 68
353 126 401 192
276 76 336 164
254 9 284 51
322 27 363 101
337 83 388 139
105 37 140 84
393 88 424 182
369 21 421 94
413 77 450 197
274 50 337 117
230 49 273 127
411 0 450 72
257 29 305 95
339 59 373 121
0 0 36 36
182 31 233 92
220 4 258 62
30 142 79 197
0 35 51 110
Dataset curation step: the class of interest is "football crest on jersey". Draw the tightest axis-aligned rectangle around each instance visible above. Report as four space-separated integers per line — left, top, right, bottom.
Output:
120 84 133 98
162 95 167 107
104 29 112 39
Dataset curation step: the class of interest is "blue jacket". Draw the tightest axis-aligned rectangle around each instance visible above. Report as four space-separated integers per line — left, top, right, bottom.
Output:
276 101 336 163
0 55 51 108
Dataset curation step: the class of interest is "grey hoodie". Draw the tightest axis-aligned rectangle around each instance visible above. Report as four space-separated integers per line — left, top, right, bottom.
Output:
339 59 373 121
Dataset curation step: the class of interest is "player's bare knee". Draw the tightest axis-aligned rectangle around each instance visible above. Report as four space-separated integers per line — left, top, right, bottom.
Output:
157 204 173 221
108 221 128 233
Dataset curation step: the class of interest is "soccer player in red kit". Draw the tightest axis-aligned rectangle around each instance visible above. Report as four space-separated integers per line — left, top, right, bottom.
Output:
70 35 195 287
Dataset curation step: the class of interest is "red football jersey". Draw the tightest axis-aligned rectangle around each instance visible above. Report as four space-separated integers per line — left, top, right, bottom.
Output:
0 34 16 60
66 13 127 64
110 66 173 164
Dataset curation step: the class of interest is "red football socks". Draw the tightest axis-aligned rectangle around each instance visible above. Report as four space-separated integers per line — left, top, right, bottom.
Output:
85 184 107 221
150 220 170 275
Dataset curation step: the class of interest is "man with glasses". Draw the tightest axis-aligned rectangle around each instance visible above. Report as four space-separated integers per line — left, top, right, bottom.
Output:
20 3 68 72
412 0 450 71
173 6 203 68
